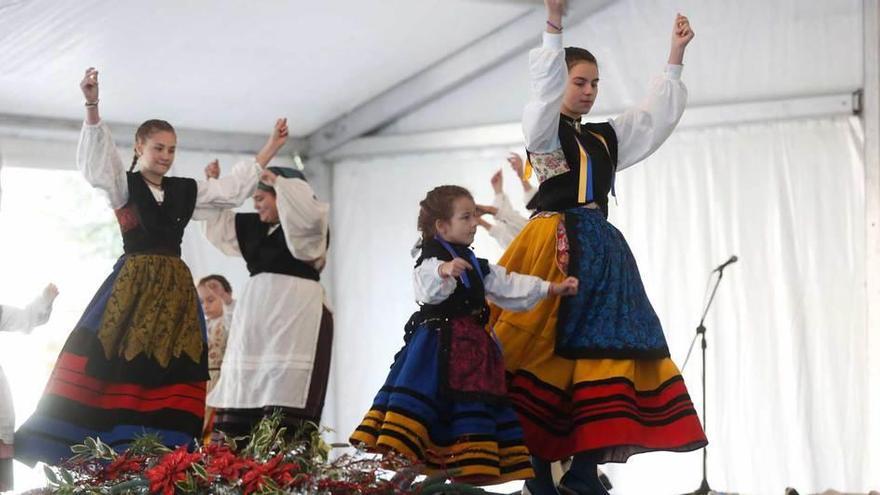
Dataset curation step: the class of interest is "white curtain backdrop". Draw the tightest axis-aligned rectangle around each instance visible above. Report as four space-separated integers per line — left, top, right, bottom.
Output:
324 116 873 494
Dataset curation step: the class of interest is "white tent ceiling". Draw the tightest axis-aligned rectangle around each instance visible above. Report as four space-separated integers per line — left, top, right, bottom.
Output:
0 0 533 135
1 0 863 154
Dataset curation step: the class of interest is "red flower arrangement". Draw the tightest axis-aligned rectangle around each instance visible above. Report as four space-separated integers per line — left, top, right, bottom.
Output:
100 452 145 481
41 414 485 494
203 443 248 482
145 446 203 495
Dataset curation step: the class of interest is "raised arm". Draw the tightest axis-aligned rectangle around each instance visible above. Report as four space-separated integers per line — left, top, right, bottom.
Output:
521 0 568 153
0 284 58 334
192 119 289 215
76 68 129 209
259 169 330 269
612 14 694 171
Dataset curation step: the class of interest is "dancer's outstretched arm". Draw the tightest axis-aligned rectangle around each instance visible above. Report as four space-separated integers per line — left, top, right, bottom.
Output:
0 284 59 334
485 265 577 312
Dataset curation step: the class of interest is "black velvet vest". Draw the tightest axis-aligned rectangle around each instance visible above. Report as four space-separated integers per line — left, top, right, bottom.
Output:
117 172 197 256
234 213 320 281
527 116 619 217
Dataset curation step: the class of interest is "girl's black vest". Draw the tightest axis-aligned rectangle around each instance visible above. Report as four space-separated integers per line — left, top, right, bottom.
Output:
526 115 619 217
234 213 320 281
119 172 197 256
414 238 490 321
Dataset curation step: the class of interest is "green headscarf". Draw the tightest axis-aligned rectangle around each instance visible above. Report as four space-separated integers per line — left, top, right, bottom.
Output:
258 166 306 193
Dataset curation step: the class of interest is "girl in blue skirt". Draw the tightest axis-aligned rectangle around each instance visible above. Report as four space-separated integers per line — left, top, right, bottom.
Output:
351 185 577 486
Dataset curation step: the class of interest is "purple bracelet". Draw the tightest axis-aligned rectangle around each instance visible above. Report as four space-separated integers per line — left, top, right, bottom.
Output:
546 19 563 32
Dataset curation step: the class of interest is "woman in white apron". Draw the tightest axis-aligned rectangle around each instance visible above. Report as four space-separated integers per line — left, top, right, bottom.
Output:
200 166 331 440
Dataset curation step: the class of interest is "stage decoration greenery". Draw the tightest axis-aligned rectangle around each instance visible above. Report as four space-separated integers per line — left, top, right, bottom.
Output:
30 413 497 495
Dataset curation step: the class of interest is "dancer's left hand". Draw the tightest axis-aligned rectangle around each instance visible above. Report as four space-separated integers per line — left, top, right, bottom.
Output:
80 67 99 103
671 14 694 50
490 169 503 194
550 276 579 296
668 14 694 65
256 118 289 167
476 204 499 216
269 118 289 149
507 153 525 179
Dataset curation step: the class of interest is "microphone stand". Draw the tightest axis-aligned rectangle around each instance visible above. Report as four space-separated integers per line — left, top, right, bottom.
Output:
681 263 733 495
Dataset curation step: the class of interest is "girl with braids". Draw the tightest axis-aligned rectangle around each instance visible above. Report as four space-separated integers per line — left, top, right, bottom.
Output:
489 2 706 493
15 67 289 466
350 185 578 486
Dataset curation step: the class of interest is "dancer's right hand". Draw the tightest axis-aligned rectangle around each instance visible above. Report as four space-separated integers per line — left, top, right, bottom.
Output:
204 159 220 179
439 258 473 279
81 67 99 102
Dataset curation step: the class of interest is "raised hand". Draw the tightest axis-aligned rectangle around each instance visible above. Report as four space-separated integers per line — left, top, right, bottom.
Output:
270 118 289 150
204 159 220 180
260 169 279 187
80 67 99 103
43 283 60 301
669 13 694 64
490 169 503 194
256 118 290 168
549 276 579 296
507 153 525 179
544 0 566 18
439 258 473 279
544 0 566 32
